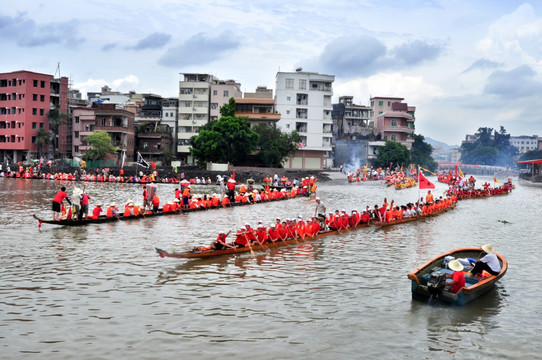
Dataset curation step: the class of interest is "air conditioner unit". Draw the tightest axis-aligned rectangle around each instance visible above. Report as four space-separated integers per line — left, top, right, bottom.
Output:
192 120 197 124
193 94 197 98
193 107 197 111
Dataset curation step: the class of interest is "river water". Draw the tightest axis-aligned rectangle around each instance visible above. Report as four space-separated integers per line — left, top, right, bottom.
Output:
1 175 541 359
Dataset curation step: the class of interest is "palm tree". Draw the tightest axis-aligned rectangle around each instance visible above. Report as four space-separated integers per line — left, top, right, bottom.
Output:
46 105 69 157
36 128 51 158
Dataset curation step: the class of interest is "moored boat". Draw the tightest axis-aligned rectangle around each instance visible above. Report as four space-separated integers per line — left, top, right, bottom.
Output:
407 247 507 305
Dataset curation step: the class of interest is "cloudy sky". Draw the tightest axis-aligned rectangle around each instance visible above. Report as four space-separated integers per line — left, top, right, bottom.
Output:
2 0 542 145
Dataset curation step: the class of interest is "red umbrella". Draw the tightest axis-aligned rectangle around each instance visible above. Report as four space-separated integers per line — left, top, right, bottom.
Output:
180 179 190 185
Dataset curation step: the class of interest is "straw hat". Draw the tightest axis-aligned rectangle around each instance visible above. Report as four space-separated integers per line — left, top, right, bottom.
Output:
96 203 103 207
482 244 495 254
448 259 464 272
110 202 116 207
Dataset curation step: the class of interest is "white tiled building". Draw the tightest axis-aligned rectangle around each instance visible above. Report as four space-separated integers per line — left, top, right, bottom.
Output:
274 69 334 169
509 135 539 153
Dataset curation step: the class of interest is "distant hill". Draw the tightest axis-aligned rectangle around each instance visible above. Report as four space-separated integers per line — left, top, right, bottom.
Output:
425 137 457 150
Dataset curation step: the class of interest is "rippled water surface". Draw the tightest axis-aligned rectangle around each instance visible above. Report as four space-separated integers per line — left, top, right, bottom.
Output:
1 176 541 359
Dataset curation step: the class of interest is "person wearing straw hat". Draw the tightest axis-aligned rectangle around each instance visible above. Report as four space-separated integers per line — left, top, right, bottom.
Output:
470 244 501 277
446 259 466 293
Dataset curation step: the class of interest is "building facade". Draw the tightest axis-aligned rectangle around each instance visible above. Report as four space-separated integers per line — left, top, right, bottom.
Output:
161 97 179 154
509 135 539 153
210 80 242 121
0 70 68 163
178 73 218 163
275 69 334 169
72 103 135 162
370 96 415 150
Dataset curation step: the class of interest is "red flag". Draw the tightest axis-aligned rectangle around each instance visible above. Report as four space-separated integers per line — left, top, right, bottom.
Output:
418 169 435 189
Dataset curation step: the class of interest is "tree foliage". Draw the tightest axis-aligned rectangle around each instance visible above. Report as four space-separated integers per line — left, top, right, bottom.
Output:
36 128 51 157
373 141 411 169
460 126 517 166
190 99 259 166
82 131 117 161
410 134 438 171
252 124 300 167
519 149 542 161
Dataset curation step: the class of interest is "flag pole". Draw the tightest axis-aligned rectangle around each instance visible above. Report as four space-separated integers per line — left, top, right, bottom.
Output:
417 165 420 203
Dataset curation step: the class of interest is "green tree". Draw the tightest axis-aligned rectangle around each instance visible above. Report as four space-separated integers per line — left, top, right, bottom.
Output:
373 141 411 169
460 126 517 167
35 128 51 157
82 131 117 161
252 124 300 167
410 134 438 171
46 105 69 156
190 99 259 166
519 149 542 161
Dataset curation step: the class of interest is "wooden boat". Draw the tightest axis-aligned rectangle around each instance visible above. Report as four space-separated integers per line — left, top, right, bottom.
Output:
372 204 455 228
33 196 295 227
407 247 507 305
156 222 371 259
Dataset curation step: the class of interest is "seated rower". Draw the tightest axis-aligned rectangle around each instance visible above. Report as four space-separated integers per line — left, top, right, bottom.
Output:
89 204 103 220
255 225 269 245
234 226 249 248
268 224 281 243
211 231 235 250
106 203 119 218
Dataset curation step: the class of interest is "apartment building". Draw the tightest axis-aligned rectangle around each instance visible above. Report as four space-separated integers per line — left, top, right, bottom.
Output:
275 69 334 169
370 96 415 149
234 86 280 128
0 70 68 163
210 80 242 120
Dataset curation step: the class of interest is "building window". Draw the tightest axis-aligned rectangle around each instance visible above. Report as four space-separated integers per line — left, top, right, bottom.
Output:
286 96 291 101
213 90 218 96
286 110 290 115
33 80 38 87
391 119 397 127
211 103 218 109
39 123 44 128
74 131 79 138
299 79 307 90
74 145 79 153
40 95 45 102
32 122 37 129
285 78 294 89
32 136 36 143
40 81 46 88
33 94 38 101
75 116 79 124
297 93 308 105
33 108 37 115
223 90 229 97
379 101 383 106
391 134 397 141
40 109 44 116
296 108 307 119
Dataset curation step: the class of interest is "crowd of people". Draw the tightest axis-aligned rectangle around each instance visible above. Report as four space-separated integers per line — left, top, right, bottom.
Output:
49 174 317 222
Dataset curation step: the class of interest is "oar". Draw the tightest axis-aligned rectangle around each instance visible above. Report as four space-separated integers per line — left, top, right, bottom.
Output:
244 233 255 256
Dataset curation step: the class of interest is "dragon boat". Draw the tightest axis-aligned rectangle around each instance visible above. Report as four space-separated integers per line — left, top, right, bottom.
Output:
155 222 371 259
33 195 295 227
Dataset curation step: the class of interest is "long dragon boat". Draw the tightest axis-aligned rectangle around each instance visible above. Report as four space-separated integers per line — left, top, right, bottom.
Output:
155 222 372 259
33 196 296 227
407 247 507 305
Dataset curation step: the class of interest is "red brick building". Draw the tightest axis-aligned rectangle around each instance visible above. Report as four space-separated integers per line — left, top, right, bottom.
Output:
0 70 68 163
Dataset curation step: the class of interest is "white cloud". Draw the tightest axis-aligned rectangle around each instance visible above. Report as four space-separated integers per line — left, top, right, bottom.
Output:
335 72 448 105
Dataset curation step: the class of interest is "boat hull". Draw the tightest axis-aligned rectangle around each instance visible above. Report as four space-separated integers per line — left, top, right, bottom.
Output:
407 247 507 305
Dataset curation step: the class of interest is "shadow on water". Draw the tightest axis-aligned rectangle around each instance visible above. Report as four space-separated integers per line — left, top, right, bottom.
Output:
408 284 506 354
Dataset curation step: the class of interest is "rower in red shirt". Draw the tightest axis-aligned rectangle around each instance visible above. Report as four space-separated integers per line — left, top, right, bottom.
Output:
52 186 71 221
89 204 103 220
234 227 249 247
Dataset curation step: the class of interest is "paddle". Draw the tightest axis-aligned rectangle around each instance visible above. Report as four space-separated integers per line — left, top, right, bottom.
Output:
244 232 255 256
